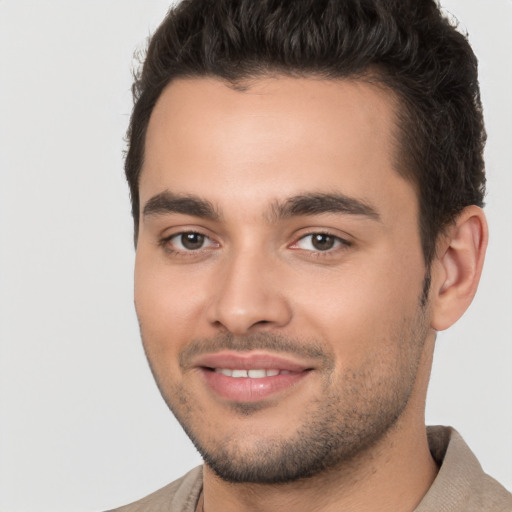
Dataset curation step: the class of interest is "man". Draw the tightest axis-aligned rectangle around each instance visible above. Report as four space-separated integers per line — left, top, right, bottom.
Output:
111 0 512 510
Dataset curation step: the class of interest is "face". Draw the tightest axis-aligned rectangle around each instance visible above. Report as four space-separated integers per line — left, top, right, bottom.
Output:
135 77 432 483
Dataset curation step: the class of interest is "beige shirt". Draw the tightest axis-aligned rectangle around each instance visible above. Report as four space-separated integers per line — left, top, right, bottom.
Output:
108 426 512 511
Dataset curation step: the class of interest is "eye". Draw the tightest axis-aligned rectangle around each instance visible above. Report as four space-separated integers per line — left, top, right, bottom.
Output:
294 233 347 252
165 232 216 251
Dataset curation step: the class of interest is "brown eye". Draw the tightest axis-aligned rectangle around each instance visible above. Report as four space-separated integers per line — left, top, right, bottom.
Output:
166 231 216 252
294 233 347 252
311 233 336 251
180 232 206 250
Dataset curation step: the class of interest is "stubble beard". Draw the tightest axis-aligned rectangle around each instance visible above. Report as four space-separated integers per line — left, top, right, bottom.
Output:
181 371 416 484
141 297 430 485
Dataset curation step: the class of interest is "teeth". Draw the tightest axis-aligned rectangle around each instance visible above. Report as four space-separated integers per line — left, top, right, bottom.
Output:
248 369 266 378
214 368 285 378
216 368 233 377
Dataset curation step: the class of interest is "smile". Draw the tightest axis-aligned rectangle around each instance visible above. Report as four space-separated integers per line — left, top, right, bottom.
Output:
213 368 292 378
188 350 316 402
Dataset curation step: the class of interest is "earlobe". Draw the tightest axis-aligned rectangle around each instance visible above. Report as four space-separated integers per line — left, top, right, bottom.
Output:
430 206 488 331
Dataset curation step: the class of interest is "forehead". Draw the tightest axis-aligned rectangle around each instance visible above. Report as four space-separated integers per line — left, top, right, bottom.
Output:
141 76 415 220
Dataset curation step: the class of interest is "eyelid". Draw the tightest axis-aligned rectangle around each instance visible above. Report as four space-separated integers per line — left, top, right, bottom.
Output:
289 231 352 252
158 227 351 255
160 229 220 253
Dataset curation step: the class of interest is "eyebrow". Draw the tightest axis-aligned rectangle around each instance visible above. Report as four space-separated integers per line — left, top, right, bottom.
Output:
269 193 381 222
142 190 380 223
143 191 220 220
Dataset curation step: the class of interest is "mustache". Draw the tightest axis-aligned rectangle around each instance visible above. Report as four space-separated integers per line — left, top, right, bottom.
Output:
179 332 334 370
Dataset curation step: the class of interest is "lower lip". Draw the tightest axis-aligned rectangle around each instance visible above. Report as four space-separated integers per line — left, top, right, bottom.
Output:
200 369 310 402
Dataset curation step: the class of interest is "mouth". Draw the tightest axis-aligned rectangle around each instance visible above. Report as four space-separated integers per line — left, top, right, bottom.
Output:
193 351 313 403
212 368 293 378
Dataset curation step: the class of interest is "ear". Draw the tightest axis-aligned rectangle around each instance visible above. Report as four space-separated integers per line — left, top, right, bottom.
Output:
430 206 488 331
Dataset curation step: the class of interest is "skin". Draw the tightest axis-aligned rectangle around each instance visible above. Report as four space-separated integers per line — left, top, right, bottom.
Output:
134 77 487 511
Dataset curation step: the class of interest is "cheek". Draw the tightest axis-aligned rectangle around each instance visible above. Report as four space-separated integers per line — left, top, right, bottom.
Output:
134 251 206 364
291 253 425 359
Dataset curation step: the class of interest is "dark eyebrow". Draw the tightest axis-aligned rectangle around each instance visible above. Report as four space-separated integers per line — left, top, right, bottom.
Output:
142 191 220 220
270 193 381 222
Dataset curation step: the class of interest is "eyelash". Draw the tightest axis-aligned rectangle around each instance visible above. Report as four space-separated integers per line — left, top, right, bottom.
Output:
290 232 351 255
159 231 351 257
159 231 217 256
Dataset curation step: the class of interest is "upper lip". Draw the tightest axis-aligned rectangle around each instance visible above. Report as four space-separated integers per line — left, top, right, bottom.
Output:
192 351 313 372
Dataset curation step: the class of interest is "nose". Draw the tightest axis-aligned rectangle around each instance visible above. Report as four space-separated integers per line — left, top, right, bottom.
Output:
206 250 292 335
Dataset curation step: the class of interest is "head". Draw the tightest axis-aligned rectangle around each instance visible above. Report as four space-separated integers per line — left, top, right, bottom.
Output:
127 0 488 485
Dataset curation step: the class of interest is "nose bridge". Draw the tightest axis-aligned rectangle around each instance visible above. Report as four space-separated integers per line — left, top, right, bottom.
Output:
207 244 291 334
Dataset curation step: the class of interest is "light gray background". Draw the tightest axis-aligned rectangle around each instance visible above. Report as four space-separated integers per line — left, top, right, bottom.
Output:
0 1 511 511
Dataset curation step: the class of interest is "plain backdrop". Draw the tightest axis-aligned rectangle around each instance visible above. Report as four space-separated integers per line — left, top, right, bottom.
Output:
0 1 511 511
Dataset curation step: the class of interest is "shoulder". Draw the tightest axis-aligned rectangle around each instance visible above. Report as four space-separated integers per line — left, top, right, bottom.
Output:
469 473 512 512
415 426 512 512
105 466 203 512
